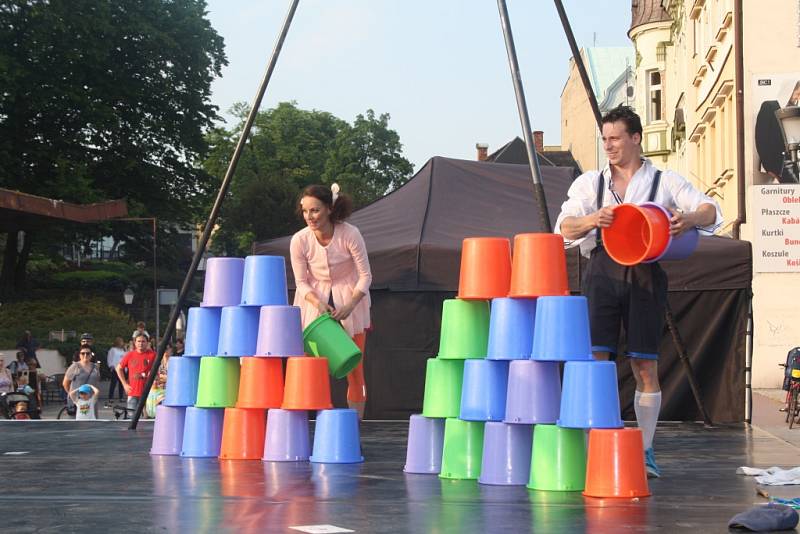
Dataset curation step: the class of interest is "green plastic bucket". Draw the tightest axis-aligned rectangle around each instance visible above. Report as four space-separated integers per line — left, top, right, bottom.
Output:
303 313 362 379
439 418 485 480
195 357 241 408
527 424 587 491
437 299 490 359
422 358 465 418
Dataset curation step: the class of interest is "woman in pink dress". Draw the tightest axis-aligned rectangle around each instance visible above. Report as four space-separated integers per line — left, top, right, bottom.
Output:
290 184 372 418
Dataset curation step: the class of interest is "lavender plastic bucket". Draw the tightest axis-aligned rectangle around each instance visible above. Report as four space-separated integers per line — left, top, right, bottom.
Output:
201 257 245 307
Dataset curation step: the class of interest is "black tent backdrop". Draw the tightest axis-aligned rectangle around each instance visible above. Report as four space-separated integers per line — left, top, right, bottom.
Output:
255 157 752 422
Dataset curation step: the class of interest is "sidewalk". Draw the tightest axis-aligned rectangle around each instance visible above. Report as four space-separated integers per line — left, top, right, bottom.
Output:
751 388 800 450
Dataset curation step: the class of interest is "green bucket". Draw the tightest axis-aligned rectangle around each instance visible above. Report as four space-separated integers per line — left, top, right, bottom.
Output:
439 418 485 480
437 299 490 359
421 358 465 418
527 424 587 491
303 313 362 379
194 357 241 408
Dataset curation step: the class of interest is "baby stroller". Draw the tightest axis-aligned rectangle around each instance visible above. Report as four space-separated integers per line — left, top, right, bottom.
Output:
1 391 38 420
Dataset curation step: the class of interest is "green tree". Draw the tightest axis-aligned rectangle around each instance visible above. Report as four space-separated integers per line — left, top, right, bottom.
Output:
204 102 412 256
0 0 227 296
323 109 414 207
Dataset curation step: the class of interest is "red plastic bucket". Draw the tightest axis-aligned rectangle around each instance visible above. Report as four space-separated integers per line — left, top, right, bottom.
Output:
601 204 670 266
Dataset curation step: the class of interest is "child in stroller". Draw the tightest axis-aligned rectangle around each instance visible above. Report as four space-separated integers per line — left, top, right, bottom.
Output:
0 390 37 419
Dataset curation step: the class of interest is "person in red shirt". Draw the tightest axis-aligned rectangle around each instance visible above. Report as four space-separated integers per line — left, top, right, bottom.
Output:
116 332 155 413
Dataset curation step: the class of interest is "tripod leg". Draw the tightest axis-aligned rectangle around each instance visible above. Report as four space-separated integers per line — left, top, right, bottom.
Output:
665 302 713 427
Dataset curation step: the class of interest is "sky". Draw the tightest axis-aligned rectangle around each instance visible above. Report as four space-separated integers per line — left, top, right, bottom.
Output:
205 0 633 172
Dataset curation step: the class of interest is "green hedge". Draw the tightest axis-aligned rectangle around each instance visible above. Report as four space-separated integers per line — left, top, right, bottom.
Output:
0 293 134 367
48 270 130 291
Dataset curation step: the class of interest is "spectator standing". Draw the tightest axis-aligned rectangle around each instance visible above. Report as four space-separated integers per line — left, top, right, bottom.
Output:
116 332 155 413
145 343 171 418
26 358 45 408
72 333 94 363
0 354 13 394
131 321 150 341
64 347 101 418
173 338 185 357
16 330 40 366
106 337 127 405
7 351 29 378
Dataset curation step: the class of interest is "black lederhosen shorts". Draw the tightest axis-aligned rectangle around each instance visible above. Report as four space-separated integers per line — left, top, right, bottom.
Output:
581 246 668 359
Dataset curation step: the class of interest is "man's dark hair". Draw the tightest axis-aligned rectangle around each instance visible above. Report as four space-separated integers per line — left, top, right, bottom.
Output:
601 105 643 138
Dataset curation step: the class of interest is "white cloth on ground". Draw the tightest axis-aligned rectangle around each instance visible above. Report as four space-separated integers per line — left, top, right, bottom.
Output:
737 466 800 485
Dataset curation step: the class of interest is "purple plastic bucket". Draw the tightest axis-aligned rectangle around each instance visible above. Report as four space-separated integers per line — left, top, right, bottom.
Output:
404 414 446 474
217 305 260 357
240 255 289 306
201 257 245 307
150 405 186 456
504 360 561 424
183 307 222 357
255 305 305 357
486 297 536 360
478 422 533 485
262 409 311 462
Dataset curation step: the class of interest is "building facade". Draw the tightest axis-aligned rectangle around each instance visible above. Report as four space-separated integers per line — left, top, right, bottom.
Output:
561 47 636 173
628 0 800 388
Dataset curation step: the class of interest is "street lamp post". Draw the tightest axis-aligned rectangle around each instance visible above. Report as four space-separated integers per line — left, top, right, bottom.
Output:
123 287 134 320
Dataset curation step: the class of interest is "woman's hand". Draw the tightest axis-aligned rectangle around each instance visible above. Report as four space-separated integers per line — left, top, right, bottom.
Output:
316 300 334 315
331 301 355 321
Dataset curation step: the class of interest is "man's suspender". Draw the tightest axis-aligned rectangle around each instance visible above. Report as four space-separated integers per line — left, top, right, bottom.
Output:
594 169 662 248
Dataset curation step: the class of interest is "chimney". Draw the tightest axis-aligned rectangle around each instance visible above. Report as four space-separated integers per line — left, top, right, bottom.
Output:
533 131 544 153
476 143 489 161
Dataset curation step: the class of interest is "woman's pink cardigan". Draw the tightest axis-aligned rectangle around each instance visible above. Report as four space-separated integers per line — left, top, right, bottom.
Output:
290 222 372 336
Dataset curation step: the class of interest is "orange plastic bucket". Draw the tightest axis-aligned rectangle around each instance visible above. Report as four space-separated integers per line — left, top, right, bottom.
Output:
457 237 512 300
583 428 650 498
601 204 670 266
281 357 333 410
218 407 267 460
508 233 569 298
236 357 284 409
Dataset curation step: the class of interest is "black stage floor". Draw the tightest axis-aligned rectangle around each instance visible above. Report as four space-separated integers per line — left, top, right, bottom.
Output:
0 421 797 533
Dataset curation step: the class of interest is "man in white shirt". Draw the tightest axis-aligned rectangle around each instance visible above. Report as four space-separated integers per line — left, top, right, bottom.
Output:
556 105 722 479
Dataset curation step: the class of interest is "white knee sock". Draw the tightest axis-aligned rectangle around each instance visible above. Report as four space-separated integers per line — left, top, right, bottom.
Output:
634 390 661 450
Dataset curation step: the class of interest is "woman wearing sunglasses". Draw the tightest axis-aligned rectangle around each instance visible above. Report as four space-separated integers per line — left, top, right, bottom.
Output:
63 347 101 418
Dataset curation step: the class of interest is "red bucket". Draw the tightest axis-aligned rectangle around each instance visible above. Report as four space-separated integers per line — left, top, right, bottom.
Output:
601 204 670 266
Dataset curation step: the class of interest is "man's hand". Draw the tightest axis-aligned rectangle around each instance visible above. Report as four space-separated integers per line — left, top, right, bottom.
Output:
123 384 132 395
668 209 693 236
594 206 615 229
560 207 616 240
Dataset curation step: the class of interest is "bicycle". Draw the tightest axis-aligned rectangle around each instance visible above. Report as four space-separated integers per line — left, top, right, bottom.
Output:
57 400 132 420
779 363 800 429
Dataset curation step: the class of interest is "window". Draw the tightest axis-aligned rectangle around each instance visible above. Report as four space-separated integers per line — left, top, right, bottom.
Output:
656 42 667 63
647 71 662 122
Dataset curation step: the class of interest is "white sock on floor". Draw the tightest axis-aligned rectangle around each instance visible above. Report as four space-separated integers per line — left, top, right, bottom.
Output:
634 390 661 450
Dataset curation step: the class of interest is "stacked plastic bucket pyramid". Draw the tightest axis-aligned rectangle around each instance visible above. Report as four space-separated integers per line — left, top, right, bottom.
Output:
150 255 364 465
404 234 650 498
